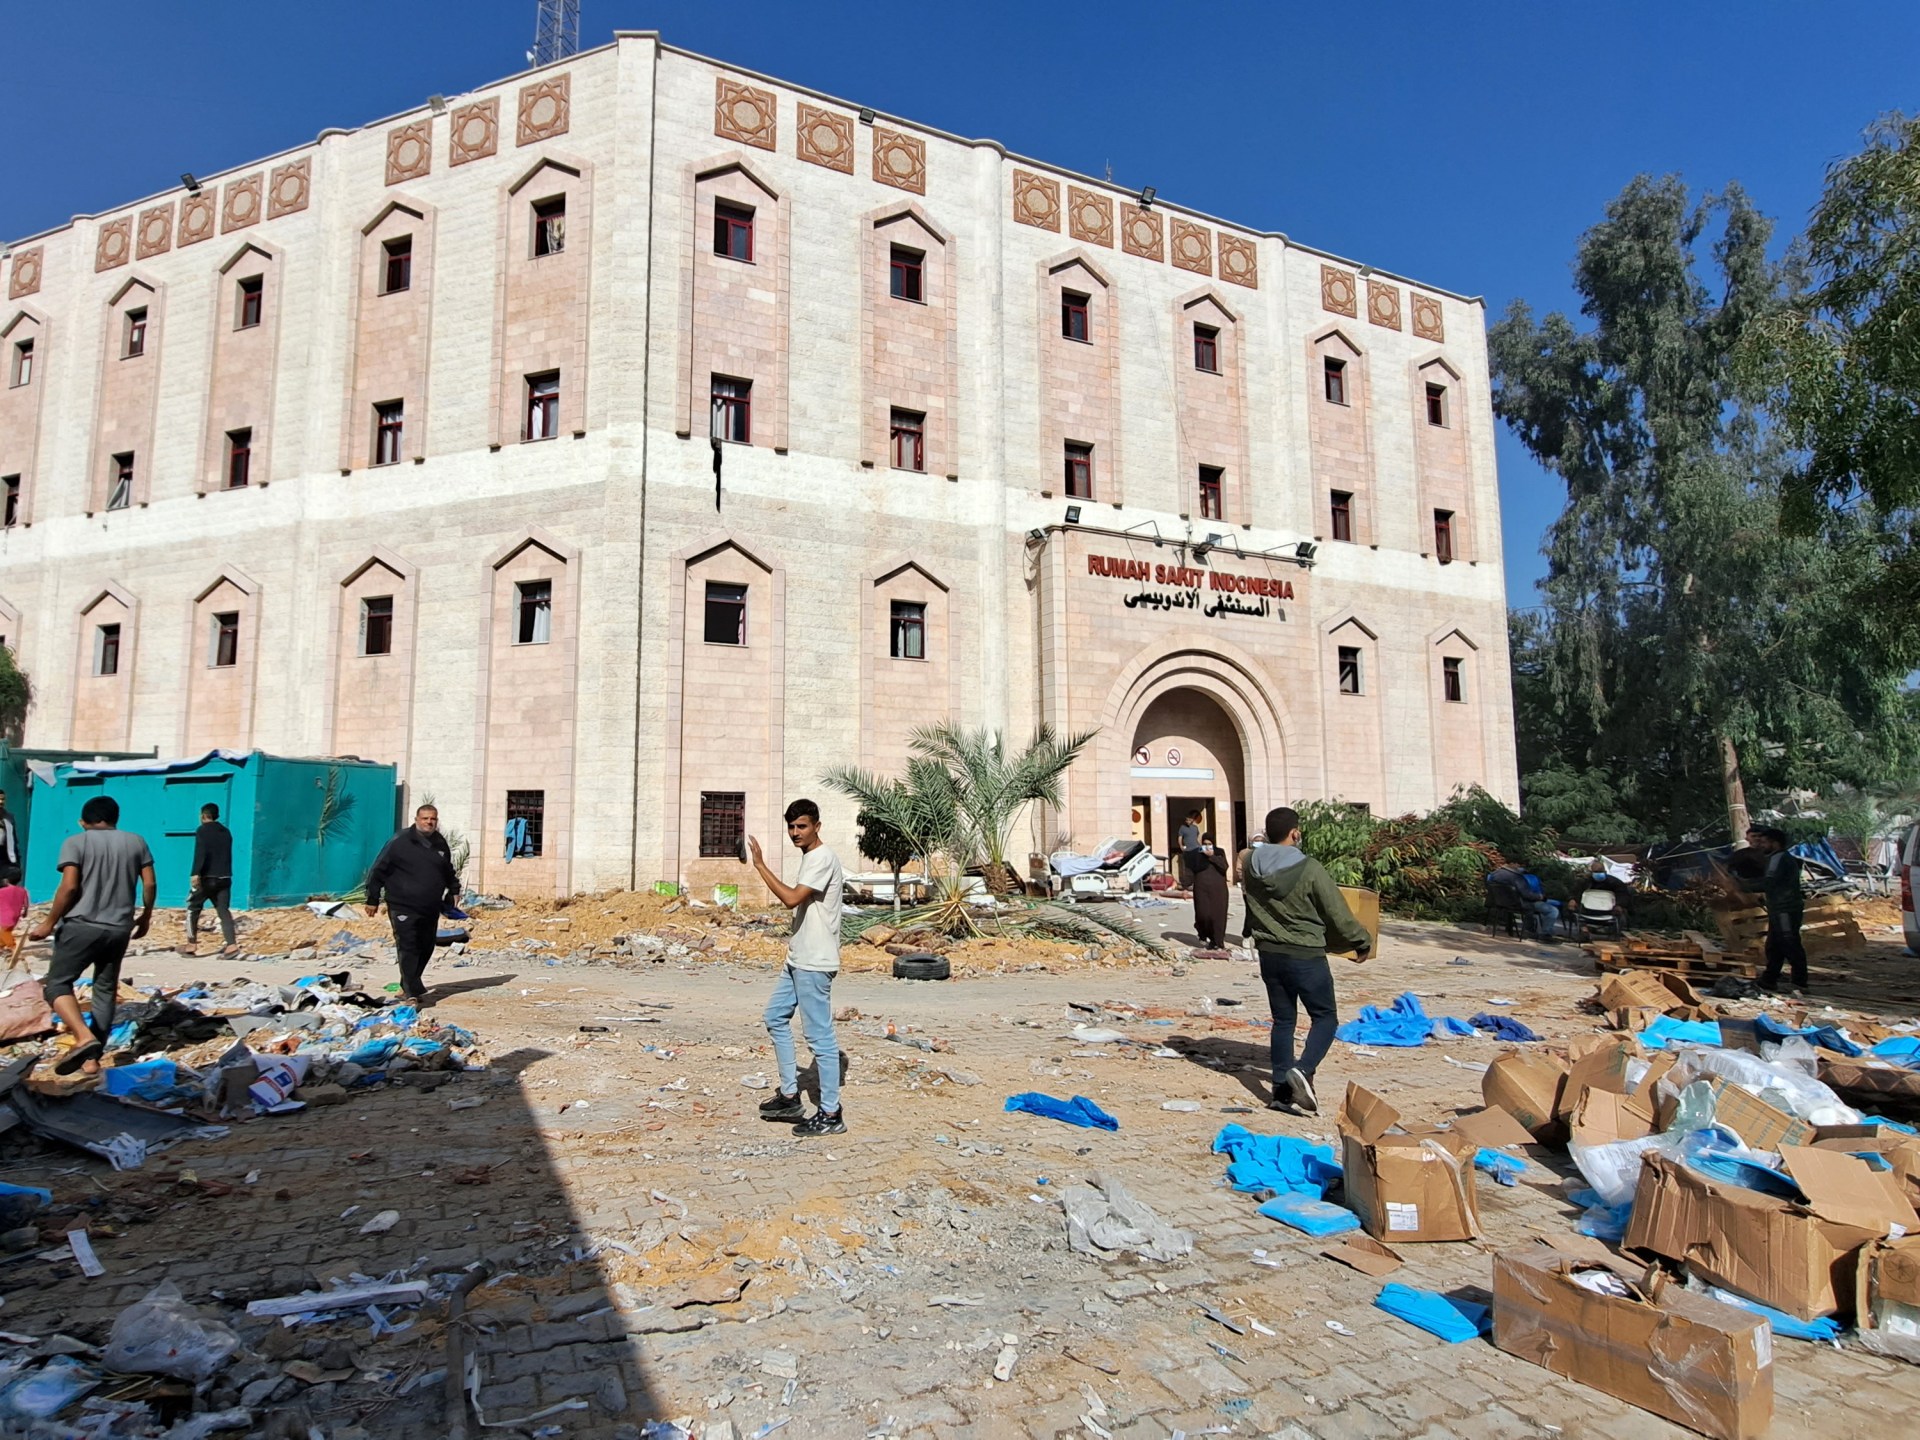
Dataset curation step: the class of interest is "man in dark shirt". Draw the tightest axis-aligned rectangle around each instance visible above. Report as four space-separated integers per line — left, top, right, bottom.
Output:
188 803 237 951
1741 824 1808 994
364 804 460 1003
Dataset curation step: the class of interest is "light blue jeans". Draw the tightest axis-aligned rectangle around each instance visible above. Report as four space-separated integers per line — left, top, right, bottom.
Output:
764 965 840 1113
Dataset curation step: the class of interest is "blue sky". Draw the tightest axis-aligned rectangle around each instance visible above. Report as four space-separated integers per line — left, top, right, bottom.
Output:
7 0 1917 605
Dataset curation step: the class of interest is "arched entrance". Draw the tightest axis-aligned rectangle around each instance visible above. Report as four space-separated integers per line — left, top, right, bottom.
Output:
1129 688 1247 856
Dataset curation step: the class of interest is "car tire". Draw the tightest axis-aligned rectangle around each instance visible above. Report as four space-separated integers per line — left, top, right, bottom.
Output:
892 952 951 981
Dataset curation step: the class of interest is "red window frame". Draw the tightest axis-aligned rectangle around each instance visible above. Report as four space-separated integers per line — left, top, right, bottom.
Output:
212 611 240 668
711 376 751 444
1330 490 1353 542
1425 382 1447 426
525 372 560 441
383 237 412 294
1063 442 1093 499
533 197 566 257
889 409 925 472
125 308 148 357
1434 509 1455 564
1061 291 1090 343
1324 357 1348 405
1443 656 1465 703
889 245 924 302
1197 466 1224 520
226 428 251 488
374 402 404 465
237 277 263 329
890 600 926 659
713 202 754 262
361 595 394 657
1194 324 1219 373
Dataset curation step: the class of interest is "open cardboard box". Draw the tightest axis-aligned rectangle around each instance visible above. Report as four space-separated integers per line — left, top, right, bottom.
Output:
1624 1148 1919 1321
1336 1084 1479 1242
1482 1050 1571 1145
1493 1238 1773 1440
1856 1233 1920 1362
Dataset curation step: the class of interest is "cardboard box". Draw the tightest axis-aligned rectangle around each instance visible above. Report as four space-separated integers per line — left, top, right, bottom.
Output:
1570 1088 1654 1147
1556 1035 1637 1121
1329 886 1380 961
1482 1051 1570 1144
1336 1085 1480 1243
1855 1234 1920 1361
1819 1056 1920 1111
1624 1150 1919 1321
1493 1242 1772 1440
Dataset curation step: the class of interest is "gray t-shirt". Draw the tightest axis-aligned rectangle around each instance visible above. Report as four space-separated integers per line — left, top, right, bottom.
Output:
787 844 845 973
56 828 154 928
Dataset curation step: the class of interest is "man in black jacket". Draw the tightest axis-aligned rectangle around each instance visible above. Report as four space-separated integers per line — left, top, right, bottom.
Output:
364 804 460 1002
188 803 237 950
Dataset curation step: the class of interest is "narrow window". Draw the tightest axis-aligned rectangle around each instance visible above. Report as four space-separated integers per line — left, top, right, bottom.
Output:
225 428 252 489
525 371 560 441
1330 490 1354 543
107 453 134 510
382 236 412 294
703 581 747 646
699 791 746 858
94 623 121 677
124 307 148 357
211 611 240 668
1061 290 1090 343
360 595 394 657
1425 382 1448 427
532 196 566 257
890 600 926 659
889 245 924 302
237 276 263 329
1323 356 1348 405
11 339 32 387
1434 509 1455 563
505 790 545 857
373 401 405 466
710 376 751 444
2 476 18 529
515 579 552 645
1193 324 1219 373
889 408 925 472
1063 442 1093 499
713 201 754 262
1338 645 1362 695
1198 465 1224 521
1443 656 1465 703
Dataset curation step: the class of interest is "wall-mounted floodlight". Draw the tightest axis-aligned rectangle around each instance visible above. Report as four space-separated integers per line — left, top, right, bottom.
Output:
1025 528 1046 545
181 173 202 195
1139 186 1156 209
1064 505 1082 525
858 107 876 125
428 94 448 113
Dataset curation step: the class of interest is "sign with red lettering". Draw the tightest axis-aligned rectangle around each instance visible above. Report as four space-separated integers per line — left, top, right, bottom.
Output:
1084 553 1294 619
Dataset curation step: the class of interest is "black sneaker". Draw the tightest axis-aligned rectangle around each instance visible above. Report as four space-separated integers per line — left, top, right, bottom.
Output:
793 1108 847 1137
1285 1068 1318 1115
1264 1096 1302 1116
758 1090 805 1123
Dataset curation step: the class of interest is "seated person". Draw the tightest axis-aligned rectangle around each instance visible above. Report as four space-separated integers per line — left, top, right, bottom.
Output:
1487 862 1560 940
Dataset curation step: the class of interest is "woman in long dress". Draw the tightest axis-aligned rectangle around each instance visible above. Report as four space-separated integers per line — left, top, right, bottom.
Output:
1187 833 1230 951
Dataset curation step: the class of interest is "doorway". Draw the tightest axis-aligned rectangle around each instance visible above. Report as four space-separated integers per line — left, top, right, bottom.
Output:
1168 796 1216 851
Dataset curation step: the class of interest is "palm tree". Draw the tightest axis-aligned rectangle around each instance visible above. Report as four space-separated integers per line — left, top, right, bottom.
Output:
904 722 1097 893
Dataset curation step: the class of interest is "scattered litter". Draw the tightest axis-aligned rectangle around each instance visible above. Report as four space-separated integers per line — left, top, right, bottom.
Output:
1005 1093 1118 1131
1258 1193 1361 1237
927 1294 984 1308
358 1209 400 1235
1337 992 1476 1047
1324 1320 1356 1337
66 1229 104 1277
102 1282 239 1380
1374 1282 1491 1343
1062 1173 1193 1262
1160 1100 1203 1112
1196 1304 1245 1335
1069 1026 1128 1045
245 1280 429 1318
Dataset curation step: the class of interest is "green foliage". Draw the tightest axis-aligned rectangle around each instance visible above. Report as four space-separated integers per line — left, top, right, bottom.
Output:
854 806 916 873
0 647 31 743
905 722 1097 881
1292 801 1373 887
1290 799 1501 908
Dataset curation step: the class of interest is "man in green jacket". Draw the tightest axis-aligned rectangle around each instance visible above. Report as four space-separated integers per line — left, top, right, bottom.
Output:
1242 806 1371 1115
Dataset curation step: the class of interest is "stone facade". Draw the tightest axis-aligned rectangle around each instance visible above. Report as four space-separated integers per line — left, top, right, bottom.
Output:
0 35 1518 899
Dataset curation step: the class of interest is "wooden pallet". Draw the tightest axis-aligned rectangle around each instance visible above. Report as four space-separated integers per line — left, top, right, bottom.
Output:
1712 896 1864 958
1586 935 1759 979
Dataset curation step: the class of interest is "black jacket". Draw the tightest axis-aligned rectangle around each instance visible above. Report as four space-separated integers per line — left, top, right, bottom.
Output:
191 821 234 880
366 826 459 913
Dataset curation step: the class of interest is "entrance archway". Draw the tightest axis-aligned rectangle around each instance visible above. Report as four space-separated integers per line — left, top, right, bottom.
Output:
1130 689 1247 857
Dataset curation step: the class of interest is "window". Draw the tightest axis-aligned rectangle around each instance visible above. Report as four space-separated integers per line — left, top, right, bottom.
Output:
211 611 240 668
1323 356 1348 405
94 623 121 677
703 581 746 646
1330 490 1354 543
1338 645 1362 696
1443 656 1465 703
1425 382 1448 427
360 596 394 657
124 307 148 357
889 408 925 472
525 372 560 441
2 476 18 529
382 236 412 294
515 579 552 645
889 245 924 302
713 201 754 262
699 791 746 858
1063 442 1093 499
1193 324 1219 373
10 339 31 387
506 790 545 857
710 376 750 444
532 196 566 257
237 277 263 329
1198 465 1224 521
373 401 404 466
107 453 134 511
1434 509 1455 564
890 600 926 659
225 428 251 489
1061 290 1090 343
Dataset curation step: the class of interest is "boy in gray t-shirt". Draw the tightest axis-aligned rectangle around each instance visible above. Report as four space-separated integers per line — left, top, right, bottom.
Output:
29 796 156 1076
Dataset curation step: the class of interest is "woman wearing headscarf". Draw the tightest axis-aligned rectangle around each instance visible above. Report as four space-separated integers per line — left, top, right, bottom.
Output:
1186 831 1230 952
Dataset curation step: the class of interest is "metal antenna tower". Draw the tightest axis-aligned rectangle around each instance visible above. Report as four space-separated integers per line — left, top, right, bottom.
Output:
532 0 580 66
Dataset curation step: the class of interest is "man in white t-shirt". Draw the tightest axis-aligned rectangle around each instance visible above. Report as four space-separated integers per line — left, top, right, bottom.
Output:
748 797 847 1137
